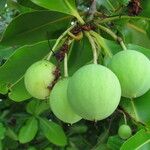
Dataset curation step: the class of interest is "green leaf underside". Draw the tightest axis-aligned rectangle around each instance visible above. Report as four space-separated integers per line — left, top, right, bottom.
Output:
0 10 71 46
39 117 67 146
121 130 150 150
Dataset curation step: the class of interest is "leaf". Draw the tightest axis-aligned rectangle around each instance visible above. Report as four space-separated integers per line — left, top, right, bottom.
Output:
7 0 34 13
8 77 31 102
0 10 71 46
0 0 7 11
140 0 150 18
26 98 50 115
0 123 6 140
0 46 16 60
121 23 150 49
0 141 2 150
127 44 150 59
44 148 53 150
39 117 67 146
5 127 18 141
90 31 114 57
17 0 44 10
18 117 38 143
31 0 78 16
107 135 124 150
120 129 150 150
120 90 150 125
0 40 55 97
69 125 88 135
68 37 93 75
27 147 37 150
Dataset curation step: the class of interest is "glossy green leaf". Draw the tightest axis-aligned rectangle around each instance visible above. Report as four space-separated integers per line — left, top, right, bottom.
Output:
0 40 55 98
0 123 6 140
31 0 78 16
18 117 38 143
17 0 44 10
120 90 150 125
121 129 150 150
0 11 71 46
26 98 50 115
127 44 150 59
39 117 67 146
7 0 34 13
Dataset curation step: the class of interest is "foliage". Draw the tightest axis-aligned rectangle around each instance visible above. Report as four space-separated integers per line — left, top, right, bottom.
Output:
0 0 150 149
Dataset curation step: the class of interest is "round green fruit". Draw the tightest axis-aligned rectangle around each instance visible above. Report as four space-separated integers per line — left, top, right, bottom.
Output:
108 50 150 98
50 78 82 124
67 64 121 121
118 124 132 139
24 60 56 99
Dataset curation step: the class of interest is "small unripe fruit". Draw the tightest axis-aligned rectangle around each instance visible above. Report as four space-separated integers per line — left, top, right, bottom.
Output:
24 60 56 99
108 50 150 98
118 124 132 139
68 64 121 121
50 78 82 124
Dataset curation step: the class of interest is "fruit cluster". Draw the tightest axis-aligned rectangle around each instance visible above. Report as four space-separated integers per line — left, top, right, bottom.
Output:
24 50 150 125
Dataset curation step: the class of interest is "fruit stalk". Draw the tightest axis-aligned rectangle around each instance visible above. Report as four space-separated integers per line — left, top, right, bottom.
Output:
64 53 68 77
96 24 127 50
85 31 98 64
46 23 76 61
118 109 127 124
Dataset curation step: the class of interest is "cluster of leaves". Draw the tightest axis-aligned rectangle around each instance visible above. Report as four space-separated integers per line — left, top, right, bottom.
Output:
0 0 150 149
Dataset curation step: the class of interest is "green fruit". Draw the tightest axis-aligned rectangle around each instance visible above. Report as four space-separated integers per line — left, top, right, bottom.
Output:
118 124 132 139
108 50 150 98
50 78 82 124
24 60 56 99
67 64 121 121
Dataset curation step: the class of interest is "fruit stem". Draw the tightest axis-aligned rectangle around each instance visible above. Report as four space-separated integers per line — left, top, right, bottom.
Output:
46 23 76 61
90 31 113 58
118 109 127 125
64 53 68 77
85 31 98 64
96 24 127 51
